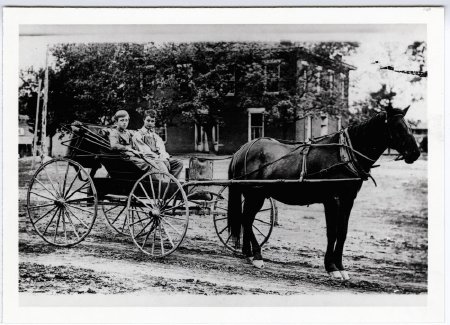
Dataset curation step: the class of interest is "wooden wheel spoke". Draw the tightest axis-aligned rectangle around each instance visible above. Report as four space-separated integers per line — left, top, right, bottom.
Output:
259 208 272 213
225 232 232 244
157 178 162 207
29 191 55 202
65 205 89 229
218 225 227 235
53 209 62 242
160 218 182 236
110 205 127 225
160 187 181 210
43 207 60 236
214 216 227 221
159 224 165 255
65 203 94 215
33 179 59 200
160 223 175 248
254 218 271 226
134 218 154 238
33 206 57 225
44 167 61 197
138 183 156 208
28 202 56 210
252 224 265 237
64 209 81 240
61 207 68 243
160 181 170 203
104 205 121 214
148 175 157 206
161 201 187 213
65 182 90 200
161 214 186 221
151 227 157 255
132 194 153 210
141 221 155 249
65 196 95 204
64 168 81 197
62 161 70 198
129 216 152 227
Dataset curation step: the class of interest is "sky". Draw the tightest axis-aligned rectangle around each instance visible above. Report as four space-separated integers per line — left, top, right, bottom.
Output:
19 24 427 122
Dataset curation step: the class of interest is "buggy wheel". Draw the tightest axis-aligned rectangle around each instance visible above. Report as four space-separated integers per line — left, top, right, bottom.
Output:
212 186 276 253
127 171 189 258
102 198 129 235
27 158 98 247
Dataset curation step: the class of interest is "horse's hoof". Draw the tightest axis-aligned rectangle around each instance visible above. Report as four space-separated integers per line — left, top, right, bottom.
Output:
252 259 265 269
328 271 343 280
339 270 350 280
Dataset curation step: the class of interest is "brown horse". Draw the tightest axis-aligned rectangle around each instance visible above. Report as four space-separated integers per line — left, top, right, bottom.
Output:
227 105 420 279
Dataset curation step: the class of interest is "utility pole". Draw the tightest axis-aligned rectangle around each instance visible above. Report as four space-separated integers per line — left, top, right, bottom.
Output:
31 79 42 169
40 45 49 162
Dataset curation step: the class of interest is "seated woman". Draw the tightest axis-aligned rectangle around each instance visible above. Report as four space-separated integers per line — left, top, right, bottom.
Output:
109 110 168 174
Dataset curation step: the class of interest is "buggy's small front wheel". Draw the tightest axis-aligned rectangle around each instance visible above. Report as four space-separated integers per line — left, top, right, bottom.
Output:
126 171 189 257
27 158 98 247
212 186 276 253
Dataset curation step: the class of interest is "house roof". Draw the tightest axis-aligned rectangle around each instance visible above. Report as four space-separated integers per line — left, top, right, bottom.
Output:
268 44 357 71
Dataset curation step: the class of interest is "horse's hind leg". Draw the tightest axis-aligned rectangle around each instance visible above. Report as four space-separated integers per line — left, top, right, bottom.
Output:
242 193 265 268
324 197 342 279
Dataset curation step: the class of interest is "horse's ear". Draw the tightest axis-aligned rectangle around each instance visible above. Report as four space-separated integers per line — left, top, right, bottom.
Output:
402 105 411 115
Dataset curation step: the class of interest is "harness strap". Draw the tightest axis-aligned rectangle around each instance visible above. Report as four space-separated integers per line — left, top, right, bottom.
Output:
299 145 310 182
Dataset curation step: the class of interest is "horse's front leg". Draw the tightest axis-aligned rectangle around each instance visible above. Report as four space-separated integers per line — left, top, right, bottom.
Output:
332 197 355 280
324 197 342 279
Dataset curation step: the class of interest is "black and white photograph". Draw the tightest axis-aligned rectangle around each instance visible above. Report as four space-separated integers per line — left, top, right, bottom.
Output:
3 6 445 324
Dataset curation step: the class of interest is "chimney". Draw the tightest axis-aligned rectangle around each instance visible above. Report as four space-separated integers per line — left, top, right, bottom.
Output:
280 40 292 47
334 54 342 62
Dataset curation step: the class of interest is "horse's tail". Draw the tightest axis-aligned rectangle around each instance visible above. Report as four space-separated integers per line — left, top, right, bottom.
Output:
227 156 242 249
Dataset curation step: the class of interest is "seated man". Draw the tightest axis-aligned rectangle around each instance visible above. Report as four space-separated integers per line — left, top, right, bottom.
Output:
132 109 183 179
109 110 168 174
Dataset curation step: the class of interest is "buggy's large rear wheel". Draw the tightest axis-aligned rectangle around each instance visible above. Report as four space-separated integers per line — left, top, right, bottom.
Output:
27 158 98 247
126 171 189 257
212 186 276 253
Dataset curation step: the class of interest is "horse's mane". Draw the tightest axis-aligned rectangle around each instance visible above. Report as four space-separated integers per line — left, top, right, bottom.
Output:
347 112 386 141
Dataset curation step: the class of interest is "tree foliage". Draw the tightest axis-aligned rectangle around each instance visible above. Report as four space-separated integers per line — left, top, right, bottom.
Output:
19 41 356 141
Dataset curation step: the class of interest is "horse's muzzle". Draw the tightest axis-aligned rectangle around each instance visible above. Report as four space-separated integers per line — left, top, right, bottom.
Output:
404 149 421 164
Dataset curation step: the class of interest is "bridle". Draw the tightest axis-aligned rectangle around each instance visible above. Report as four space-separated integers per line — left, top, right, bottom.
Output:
384 112 410 161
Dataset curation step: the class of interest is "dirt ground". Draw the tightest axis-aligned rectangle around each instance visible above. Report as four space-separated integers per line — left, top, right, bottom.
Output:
18 155 427 297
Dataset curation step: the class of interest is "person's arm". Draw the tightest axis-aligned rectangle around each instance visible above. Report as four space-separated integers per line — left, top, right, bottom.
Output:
155 134 170 159
132 130 158 158
109 129 138 155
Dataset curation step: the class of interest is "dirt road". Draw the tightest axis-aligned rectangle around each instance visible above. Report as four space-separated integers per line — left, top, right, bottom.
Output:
19 156 427 297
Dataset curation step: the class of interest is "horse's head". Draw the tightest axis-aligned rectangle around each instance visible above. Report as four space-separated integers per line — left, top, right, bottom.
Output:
384 105 421 164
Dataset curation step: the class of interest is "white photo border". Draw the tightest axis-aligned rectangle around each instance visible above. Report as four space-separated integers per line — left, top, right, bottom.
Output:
3 6 445 324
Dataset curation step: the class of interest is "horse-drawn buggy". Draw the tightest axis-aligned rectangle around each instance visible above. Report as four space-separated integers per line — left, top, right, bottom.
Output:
26 105 420 279
26 122 277 258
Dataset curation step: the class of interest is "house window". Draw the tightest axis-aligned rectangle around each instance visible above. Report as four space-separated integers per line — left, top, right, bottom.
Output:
316 66 323 94
264 59 281 93
225 65 236 96
320 113 328 136
156 124 167 143
247 108 265 141
339 73 346 100
328 69 335 94
297 60 309 94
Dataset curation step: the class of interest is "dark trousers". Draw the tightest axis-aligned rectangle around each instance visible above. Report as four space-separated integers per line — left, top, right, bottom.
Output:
165 158 183 179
